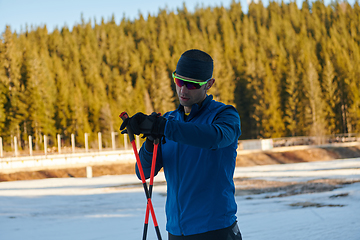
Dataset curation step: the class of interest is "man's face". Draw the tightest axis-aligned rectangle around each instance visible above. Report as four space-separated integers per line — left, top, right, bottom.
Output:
175 83 207 108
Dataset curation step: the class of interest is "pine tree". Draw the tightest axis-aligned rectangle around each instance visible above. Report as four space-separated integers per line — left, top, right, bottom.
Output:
63 26 91 146
260 63 285 138
328 6 353 133
209 42 236 105
246 51 267 138
147 61 174 114
1 26 26 148
52 55 71 137
284 56 299 136
321 53 337 134
0 35 7 133
22 28 56 150
304 59 327 137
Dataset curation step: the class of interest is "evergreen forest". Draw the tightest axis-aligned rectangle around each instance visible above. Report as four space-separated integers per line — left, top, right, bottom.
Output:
1 0 360 150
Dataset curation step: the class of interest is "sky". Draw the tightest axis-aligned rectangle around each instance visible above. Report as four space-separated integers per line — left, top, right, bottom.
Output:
0 0 356 35
0 0 239 34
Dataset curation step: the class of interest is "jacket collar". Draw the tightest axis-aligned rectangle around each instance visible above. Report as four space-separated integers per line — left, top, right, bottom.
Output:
177 95 213 119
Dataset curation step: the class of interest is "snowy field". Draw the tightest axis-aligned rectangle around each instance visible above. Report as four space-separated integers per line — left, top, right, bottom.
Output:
1 158 360 240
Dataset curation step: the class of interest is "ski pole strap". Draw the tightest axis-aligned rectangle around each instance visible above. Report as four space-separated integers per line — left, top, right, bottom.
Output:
119 112 135 142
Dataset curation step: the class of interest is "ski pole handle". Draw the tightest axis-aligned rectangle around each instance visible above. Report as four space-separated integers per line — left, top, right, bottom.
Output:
119 111 135 142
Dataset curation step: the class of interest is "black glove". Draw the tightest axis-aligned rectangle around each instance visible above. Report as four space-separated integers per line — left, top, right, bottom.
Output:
120 112 150 135
144 135 162 152
120 112 166 138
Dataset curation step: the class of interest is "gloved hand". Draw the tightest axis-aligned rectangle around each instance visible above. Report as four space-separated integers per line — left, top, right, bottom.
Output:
120 112 166 139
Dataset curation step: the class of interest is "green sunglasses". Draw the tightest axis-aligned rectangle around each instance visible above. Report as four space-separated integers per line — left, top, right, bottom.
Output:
172 71 211 90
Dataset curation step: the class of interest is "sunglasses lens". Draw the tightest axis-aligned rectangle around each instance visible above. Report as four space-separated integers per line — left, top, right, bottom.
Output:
174 77 184 87
186 82 199 90
174 77 200 90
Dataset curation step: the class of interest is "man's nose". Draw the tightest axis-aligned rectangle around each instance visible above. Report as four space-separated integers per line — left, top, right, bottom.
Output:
179 85 189 93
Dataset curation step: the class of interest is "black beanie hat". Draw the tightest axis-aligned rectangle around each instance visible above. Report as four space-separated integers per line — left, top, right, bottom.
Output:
175 49 213 82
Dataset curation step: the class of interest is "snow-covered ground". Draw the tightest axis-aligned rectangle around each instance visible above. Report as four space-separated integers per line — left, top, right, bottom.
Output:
1 158 360 240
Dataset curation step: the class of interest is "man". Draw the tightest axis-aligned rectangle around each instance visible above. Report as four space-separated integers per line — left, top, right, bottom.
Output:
120 49 242 240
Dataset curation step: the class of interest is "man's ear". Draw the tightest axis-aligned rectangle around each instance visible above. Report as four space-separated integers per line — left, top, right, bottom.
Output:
205 79 215 90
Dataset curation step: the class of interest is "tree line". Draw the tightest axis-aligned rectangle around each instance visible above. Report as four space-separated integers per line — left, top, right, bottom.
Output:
1 0 360 150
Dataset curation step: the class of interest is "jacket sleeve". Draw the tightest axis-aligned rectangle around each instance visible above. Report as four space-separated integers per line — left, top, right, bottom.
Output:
164 106 241 150
135 143 163 180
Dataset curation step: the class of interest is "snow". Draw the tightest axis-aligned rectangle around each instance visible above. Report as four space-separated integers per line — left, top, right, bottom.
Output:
1 158 360 240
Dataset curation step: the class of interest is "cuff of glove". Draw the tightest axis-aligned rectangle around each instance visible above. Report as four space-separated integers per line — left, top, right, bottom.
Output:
145 137 154 152
153 117 167 136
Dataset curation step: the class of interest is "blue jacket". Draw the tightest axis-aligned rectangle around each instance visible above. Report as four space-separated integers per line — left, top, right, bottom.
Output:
137 95 241 236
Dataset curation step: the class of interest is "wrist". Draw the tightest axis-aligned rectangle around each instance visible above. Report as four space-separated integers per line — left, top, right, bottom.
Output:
155 116 167 136
145 137 154 152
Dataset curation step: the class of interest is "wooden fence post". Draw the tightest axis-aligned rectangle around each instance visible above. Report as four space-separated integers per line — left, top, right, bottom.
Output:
124 134 128 150
111 132 116 150
14 136 18 157
44 135 47 156
71 133 75 153
98 132 102 151
57 134 61 154
85 133 89 152
29 135 33 156
0 137 3 157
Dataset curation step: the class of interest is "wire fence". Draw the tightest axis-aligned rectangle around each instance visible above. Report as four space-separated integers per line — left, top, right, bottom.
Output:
1 132 360 158
237 133 360 151
271 133 360 147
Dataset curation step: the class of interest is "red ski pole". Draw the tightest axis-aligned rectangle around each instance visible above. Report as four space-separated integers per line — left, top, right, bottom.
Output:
119 112 162 240
143 138 159 240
